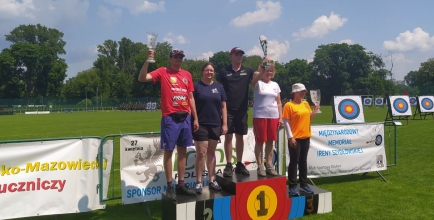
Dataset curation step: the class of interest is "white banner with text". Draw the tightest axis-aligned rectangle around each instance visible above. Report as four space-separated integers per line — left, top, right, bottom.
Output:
306 123 387 178
120 128 259 204
0 138 113 219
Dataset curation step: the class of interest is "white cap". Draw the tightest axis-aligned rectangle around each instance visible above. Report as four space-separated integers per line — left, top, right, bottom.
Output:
292 83 307 93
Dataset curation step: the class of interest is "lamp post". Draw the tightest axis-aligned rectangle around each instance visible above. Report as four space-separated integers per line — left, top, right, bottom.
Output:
85 87 87 111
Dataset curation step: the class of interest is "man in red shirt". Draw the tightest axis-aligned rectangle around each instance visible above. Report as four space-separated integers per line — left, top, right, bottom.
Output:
138 49 199 200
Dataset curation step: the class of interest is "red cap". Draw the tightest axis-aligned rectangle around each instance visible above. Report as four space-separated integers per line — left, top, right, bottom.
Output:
230 47 245 55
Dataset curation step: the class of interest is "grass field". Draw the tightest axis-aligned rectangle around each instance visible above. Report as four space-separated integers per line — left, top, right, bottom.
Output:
2 106 434 220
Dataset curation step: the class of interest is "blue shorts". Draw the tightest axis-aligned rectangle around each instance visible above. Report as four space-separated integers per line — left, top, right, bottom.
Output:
160 114 193 150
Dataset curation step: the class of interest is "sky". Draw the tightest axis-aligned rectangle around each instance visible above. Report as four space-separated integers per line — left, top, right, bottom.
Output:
1 0 434 81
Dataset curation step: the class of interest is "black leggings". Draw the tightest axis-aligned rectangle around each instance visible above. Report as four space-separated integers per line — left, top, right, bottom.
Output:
287 138 310 188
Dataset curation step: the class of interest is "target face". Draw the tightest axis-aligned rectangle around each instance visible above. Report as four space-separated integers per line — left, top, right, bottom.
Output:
375 98 383 106
389 96 412 116
375 135 383 146
364 98 372 106
338 99 360 120
409 97 417 106
334 96 365 123
421 98 433 110
393 98 409 113
151 102 157 109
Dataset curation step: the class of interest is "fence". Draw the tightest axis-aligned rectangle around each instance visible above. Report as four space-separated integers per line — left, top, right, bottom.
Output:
0 97 161 113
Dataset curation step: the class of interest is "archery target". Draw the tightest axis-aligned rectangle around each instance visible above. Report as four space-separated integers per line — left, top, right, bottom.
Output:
418 96 434 112
409 97 417 106
333 96 365 123
364 98 372 106
375 98 384 106
389 96 412 116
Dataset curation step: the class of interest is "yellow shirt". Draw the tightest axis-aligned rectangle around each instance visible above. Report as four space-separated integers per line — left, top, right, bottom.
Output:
282 101 312 139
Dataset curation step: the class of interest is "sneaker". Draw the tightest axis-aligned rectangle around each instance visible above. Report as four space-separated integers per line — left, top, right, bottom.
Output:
223 164 233 177
235 163 250 175
266 165 278 176
209 180 222 191
300 185 314 194
257 165 266 177
289 187 299 197
195 183 202 194
165 185 176 201
176 184 196 196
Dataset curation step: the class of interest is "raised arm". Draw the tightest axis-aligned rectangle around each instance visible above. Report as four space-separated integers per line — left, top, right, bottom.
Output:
138 50 155 82
251 59 266 88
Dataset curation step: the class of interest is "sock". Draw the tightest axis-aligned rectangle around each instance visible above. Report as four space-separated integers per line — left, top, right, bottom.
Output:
227 162 232 166
178 180 185 186
237 162 243 166
167 182 172 187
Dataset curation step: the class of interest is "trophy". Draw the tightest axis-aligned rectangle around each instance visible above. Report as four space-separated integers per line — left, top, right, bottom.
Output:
259 35 272 69
146 32 158 63
310 89 322 113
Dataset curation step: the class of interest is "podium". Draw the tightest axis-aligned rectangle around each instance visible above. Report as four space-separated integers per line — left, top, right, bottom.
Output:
162 171 332 219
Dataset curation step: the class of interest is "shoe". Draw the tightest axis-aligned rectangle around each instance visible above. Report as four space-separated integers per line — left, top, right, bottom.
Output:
235 163 250 175
209 180 222 191
300 185 314 194
176 184 196 196
266 165 278 176
223 164 233 177
257 165 266 177
195 183 202 194
289 187 299 196
165 185 176 201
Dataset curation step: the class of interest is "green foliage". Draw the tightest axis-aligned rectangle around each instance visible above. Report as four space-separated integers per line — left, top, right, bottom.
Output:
404 58 434 87
209 51 231 71
310 43 394 103
0 24 68 99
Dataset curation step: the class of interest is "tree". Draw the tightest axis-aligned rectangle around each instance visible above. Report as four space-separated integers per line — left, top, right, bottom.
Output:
0 24 68 100
404 71 418 87
209 51 231 71
310 43 390 102
62 68 101 99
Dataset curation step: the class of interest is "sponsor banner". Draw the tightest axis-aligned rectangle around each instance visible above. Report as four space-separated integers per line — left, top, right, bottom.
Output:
0 138 113 219
306 123 387 178
120 129 258 204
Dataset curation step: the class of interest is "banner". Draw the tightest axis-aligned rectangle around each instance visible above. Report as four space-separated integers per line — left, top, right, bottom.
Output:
306 123 387 178
0 138 113 219
120 129 258 204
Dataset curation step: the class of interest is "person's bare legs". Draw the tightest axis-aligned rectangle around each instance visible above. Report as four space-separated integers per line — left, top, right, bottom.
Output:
207 139 218 182
194 141 207 184
265 141 274 167
163 150 173 182
224 133 233 163
235 133 244 163
176 146 186 181
254 142 264 166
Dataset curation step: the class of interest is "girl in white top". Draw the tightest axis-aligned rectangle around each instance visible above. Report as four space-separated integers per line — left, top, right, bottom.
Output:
251 57 283 177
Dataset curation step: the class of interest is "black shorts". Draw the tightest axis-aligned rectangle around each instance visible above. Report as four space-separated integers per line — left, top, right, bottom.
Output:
227 110 248 135
193 124 222 141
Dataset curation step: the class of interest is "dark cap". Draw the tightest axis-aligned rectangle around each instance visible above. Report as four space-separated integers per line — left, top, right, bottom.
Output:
170 49 185 57
230 47 245 55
